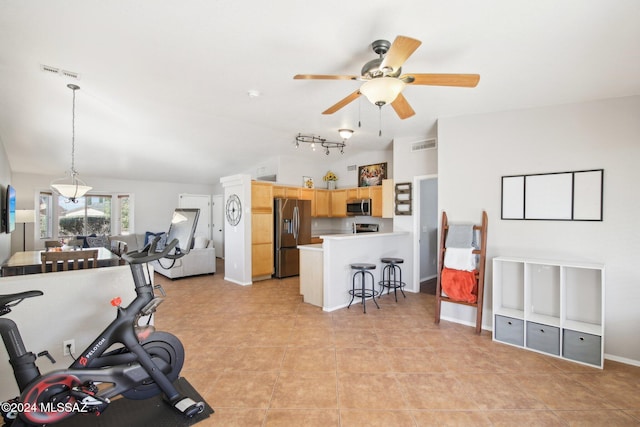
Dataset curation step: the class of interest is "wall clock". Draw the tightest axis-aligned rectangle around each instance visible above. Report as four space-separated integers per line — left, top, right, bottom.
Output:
226 194 242 226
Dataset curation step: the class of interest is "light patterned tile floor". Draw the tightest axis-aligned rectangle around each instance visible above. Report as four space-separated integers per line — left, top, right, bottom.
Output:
154 259 640 426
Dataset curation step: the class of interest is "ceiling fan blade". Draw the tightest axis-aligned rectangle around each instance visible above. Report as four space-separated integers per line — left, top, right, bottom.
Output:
404 73 480 87
294 74 358 80
322 90 361 115
390 93 415 120
379 36 422 74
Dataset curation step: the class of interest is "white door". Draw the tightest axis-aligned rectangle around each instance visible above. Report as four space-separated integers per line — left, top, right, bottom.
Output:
178 194 211 240
211 194 224 258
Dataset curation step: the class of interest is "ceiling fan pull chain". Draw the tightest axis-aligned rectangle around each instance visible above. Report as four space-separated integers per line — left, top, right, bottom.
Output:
358 97 362 128
378 106 382 137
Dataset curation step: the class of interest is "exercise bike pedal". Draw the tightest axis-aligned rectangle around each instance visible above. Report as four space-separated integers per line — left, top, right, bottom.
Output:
70 383 110 415
172 396 205 417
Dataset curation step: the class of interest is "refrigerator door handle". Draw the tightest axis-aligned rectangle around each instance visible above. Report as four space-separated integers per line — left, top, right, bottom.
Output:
293 205 299 241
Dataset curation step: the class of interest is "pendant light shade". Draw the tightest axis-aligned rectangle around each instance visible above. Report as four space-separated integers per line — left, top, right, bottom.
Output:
359 77 406 106
50 84 92 203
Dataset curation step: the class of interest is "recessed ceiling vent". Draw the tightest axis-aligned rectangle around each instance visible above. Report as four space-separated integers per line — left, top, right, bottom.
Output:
411 138 437 152
40 64 80 80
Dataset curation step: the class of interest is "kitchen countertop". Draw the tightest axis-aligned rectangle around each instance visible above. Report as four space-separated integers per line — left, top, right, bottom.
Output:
298 243 323 251
318 231 408 240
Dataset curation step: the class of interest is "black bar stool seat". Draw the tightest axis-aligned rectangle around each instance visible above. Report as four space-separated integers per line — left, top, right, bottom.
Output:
379 257 406 302
348 263 379 313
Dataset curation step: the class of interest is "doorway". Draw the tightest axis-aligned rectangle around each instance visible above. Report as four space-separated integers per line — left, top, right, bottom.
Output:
412 175 438 294
211 195 224 258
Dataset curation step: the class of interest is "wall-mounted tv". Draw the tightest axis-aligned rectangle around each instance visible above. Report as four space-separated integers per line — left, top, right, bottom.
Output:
4 184 16 233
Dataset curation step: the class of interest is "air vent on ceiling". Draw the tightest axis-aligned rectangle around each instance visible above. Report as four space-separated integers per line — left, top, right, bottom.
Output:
40 64 60 74
40 64 80 80
411 138 437 152
60 69 80 79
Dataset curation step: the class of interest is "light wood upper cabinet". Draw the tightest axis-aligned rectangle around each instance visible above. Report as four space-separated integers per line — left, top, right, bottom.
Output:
299 188 315 216
346 188 358 200
315 189 330 217
272 186 286 199
251 181 273 213
273 185 300 199
330 190 347 217
369 186 383 217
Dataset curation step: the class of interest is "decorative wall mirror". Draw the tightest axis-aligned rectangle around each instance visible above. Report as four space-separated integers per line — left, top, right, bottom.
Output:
501 169 603 221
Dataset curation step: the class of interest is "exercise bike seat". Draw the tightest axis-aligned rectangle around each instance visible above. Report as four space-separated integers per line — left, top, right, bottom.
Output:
0 291 43 309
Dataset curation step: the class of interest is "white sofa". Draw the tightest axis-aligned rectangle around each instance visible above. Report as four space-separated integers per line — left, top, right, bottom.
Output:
149 236 216 279
107 234 216 279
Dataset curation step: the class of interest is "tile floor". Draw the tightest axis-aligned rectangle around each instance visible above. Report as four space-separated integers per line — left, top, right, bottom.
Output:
154 259 640 426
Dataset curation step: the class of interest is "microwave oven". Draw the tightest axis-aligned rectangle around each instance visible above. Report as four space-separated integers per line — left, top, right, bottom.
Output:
346 198 371 216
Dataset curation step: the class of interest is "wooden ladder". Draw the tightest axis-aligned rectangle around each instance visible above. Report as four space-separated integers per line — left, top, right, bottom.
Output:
434 211 488 334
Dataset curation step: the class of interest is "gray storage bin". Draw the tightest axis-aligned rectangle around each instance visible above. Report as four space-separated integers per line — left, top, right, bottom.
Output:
563 329 602 366
526 322 560 355
495 315 524 346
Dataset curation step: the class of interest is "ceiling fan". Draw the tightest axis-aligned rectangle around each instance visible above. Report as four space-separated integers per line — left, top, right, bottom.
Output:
294 35 480 120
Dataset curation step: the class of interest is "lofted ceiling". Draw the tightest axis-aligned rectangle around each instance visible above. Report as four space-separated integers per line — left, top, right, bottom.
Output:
0 1 638 185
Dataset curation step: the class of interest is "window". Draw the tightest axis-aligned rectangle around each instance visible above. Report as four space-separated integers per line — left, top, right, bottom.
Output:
39 192 53 239
38 191 132 239
118 195 131 235
58 195 112 237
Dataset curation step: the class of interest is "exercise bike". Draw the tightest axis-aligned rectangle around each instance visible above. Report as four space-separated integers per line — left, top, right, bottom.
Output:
0 232 205 426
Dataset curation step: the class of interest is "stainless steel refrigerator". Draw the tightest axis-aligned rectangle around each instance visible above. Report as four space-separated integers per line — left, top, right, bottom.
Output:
274 198 311 278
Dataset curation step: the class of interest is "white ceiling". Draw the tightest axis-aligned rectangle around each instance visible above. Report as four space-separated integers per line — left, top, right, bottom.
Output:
1 1 638 184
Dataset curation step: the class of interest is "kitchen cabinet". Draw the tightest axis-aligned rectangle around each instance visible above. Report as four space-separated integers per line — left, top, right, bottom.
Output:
346 188 358 200
299 188 315 216
314 189 330 217
273 186 300 199
251 181 274 280
492 256 605 368
330 190 347 217
252 181 273 213
369 186 382 217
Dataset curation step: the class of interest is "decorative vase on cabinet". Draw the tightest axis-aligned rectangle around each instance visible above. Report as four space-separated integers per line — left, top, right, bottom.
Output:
327 181 336 190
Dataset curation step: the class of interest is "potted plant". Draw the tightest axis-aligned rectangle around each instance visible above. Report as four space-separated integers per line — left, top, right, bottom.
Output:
323 171 338 189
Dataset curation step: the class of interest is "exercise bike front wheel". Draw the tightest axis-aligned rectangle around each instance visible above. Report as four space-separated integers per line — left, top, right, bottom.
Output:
121 331 185 400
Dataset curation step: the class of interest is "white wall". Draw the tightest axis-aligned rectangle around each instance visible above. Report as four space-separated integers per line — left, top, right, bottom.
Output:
0 138 11 263
10 172 216 251
438 95 640 364
220 174 252 285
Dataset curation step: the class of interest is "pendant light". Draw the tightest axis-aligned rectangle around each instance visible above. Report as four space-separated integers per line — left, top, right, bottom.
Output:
50 84 92 203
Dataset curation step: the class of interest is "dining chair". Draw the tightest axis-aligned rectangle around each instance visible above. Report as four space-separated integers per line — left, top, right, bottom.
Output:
44 240 63 251
40 249 99 273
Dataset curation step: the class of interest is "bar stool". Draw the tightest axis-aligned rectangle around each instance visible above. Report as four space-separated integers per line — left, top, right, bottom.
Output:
347 263 379 313
379 257 406 302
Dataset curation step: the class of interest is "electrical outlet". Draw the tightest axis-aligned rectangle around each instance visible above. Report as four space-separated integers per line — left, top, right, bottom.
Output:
63 339 75 356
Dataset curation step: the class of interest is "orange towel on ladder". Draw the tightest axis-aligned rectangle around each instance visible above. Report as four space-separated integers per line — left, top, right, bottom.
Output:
441 267 478 303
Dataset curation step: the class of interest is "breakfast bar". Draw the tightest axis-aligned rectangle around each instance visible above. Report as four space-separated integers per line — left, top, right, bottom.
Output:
299 231 412 311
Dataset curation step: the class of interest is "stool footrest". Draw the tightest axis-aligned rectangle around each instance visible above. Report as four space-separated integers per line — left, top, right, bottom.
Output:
379 280 406 289
349 288 380 298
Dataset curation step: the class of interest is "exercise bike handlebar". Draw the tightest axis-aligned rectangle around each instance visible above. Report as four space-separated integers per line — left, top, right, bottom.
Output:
120 236 184 265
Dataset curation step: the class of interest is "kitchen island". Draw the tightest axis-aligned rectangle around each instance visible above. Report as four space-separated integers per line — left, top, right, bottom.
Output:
299 231 412 312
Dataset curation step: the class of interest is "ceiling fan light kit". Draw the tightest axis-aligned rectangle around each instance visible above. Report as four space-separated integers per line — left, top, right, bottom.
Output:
360 77 406 107
50 84 92 203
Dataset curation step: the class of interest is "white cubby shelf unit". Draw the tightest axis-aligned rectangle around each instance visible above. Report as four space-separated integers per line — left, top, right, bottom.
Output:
492 257 605 368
